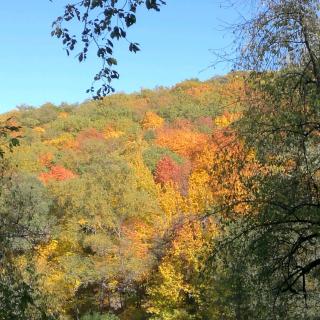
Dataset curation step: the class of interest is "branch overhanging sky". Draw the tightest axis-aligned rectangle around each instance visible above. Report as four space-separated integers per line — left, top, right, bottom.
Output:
0 0 241 113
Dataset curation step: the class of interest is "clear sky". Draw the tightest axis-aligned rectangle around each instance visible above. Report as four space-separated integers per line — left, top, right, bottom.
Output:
0 1 239 113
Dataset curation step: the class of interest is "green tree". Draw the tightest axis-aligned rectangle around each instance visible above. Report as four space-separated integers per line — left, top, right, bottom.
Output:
222 0 320 312
0 174 52 253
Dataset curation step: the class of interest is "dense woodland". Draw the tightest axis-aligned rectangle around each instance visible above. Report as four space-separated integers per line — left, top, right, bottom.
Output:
0 71 319 319
1 0 320 319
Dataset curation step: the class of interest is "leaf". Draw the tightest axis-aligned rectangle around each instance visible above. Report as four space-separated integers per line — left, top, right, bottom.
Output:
107 57 117 66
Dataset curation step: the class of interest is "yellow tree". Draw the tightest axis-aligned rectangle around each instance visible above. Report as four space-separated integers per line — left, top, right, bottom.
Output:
141 112 164 130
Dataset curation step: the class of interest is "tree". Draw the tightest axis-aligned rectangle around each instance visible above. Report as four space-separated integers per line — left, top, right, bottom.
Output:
234 0 320 79
223 0 320 309
0 172 54 319
35 153 161 317
52 0 166 98
0 173 52 253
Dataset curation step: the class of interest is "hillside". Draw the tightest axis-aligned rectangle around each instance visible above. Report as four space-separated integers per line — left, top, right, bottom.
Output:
1 72 319 319
0 75 248 318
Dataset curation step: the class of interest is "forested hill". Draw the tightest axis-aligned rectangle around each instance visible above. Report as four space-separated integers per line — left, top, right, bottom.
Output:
0 74 246 319
1 72 318 319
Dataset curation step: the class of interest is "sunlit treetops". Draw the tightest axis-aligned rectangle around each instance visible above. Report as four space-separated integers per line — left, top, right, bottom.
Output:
3 74 251 319
155 127 209 158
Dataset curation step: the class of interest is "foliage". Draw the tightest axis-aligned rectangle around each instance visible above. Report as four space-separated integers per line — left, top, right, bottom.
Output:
81 312 119 320
220 0 320 314
0 173 52 252
141 112 164 130
3 54 320 318
39 165 77 184
142 146 184 173
0 265 54 320
52 0 166 97
156 128 208 158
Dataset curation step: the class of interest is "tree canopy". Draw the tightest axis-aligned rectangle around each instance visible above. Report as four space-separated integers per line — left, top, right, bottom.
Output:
1 0 320 319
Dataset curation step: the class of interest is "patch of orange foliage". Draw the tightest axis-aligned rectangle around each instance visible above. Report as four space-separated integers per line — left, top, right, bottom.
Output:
185 83 212 98
156 128 208 158
39 165 77 184
38 152 54 168
103 126 124 139
193 128 259 214
217 76 246 105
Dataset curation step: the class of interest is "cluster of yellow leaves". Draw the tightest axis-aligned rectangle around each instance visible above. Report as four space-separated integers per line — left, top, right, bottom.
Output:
32 126 46 134
171 220 217 267
35 238 83 315
45 133 78 149
185 170 213 214
130 155 159 195
141 112 164 130
214 112 241 128
103 126 124 139
58 112 69 119
208 130 259 214
146 220 217 319
156 182 185 230
147 261 189 317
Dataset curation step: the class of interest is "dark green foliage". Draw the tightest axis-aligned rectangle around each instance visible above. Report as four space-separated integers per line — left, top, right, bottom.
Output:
0 173 52 252
222 0 320 315
158 101 221 122
80 312 119 320
0 267 52 320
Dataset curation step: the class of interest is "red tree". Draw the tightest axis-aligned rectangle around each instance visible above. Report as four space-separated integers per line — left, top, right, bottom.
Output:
154 156 191 195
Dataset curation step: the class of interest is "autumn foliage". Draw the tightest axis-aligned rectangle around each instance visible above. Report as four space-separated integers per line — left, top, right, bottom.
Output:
39 165 77 184
141 111 164 129
76 128 105 146
5 75 260 319
38 152 54 168
154 156 181 186
156 128 209 158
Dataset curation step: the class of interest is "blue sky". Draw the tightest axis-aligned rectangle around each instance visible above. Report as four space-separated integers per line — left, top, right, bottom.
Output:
0 1 239 113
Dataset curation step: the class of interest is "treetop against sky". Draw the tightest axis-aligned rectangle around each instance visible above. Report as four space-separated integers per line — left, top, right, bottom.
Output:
0 0 238 113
